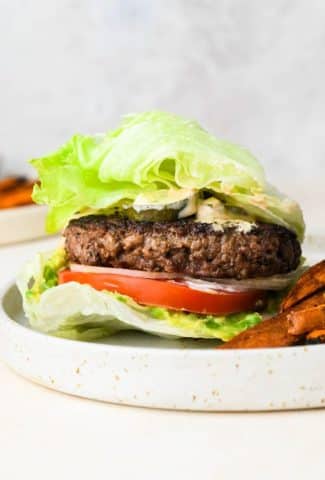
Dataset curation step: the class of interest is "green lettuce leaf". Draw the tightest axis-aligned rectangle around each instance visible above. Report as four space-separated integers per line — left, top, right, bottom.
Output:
30 111 304 239
24 247 68 301
17 252 261 342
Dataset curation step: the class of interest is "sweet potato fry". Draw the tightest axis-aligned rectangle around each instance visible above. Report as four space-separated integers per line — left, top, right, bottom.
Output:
220 289 325 349
288 304 325 335
219 312 299 349
0 176 26 193
281 260 325 311
0 182 34 209
305 329 325 344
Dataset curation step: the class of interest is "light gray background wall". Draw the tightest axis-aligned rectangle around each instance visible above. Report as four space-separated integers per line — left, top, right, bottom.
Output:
0 0 324 226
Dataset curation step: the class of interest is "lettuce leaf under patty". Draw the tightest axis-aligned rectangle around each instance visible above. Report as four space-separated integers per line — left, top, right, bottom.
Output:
30 111 304 240
17 251 261 342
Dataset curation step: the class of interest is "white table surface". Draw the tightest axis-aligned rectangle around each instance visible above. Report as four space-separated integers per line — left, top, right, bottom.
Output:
0 236 325 480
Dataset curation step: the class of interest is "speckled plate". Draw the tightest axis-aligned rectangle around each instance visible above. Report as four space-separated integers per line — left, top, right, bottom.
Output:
0 235 324 411
0 205 49 245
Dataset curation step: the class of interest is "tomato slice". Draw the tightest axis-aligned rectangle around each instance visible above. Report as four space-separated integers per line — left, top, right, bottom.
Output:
58 270 265 315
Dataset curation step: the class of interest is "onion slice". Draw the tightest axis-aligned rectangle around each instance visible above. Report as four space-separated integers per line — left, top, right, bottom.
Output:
69 263 305 292
69 264 182 280
180 267 305 292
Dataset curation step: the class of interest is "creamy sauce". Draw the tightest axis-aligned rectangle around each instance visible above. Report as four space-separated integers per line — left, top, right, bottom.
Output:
209 221 255 233
195 197 255 232
133 189 197 213
73 190 255 232
178 194 197 218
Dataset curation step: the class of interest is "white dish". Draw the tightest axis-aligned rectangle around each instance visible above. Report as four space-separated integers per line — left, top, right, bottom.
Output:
0 204 49 245
0 235 324 411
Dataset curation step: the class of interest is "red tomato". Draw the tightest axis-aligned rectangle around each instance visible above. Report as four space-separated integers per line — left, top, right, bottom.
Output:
58 270 265 315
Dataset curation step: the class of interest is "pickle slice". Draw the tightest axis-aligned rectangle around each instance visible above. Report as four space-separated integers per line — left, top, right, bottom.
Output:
124 207 180 222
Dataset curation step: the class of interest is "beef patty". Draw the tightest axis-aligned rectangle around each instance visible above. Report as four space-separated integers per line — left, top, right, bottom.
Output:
64 215 301 280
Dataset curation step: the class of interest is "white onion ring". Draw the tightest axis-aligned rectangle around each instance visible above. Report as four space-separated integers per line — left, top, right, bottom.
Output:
69 263 304 292
70 264 181 280
179 267 304 292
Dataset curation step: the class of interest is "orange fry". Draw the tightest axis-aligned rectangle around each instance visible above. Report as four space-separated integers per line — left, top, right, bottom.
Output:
220 289 325 349
0 184 34 209
306 329 325 344
281 260 325 311
219 312 298 349
0 176 26 193
288 304 325 335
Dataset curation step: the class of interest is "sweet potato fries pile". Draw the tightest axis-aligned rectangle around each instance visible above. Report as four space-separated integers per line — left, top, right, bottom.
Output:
0 176 36 209
221 260 325 349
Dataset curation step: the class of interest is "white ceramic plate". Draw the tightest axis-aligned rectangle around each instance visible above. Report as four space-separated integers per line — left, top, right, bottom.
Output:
0 204 49 245
0 235 324 411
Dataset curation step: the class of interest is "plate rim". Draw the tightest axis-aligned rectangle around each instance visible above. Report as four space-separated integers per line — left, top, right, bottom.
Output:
0 203 46 215
1 280 325 357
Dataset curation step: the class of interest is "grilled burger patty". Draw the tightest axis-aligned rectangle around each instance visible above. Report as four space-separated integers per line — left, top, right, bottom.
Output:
64 215 301 280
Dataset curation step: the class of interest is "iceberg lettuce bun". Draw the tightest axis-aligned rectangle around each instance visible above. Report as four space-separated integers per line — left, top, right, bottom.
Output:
18 111 304 342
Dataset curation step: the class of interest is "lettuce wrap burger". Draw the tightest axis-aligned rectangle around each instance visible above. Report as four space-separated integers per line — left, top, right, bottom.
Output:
18 111 304 342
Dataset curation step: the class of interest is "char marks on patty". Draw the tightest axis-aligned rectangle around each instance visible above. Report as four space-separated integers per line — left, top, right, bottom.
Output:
64 215 301 280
